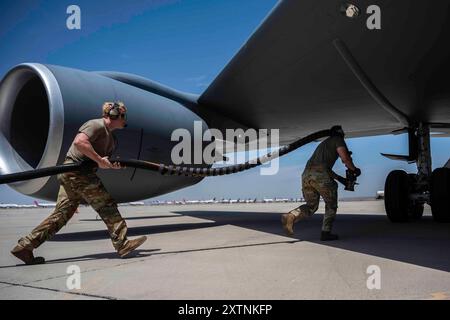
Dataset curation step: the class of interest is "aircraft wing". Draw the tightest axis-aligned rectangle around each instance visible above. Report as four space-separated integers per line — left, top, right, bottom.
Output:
199 0 450 144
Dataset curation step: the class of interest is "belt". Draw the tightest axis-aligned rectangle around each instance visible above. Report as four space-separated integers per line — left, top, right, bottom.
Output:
305 165 329 171
64 157 98 172
64 157 75 164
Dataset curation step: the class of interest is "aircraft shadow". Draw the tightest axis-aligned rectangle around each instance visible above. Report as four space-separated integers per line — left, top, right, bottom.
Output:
47 210 450 272
174 210 450 273
50 222 221 242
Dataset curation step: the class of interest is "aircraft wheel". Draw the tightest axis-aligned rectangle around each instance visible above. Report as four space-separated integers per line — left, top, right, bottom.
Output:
407 174 424 220
408 203 424 220
384 170 409 222
431 168 450 222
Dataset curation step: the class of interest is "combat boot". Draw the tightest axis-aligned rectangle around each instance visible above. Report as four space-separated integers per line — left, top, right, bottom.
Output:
10 245 45 265
118 236 147 258
320 231 339 241
281 213 297 236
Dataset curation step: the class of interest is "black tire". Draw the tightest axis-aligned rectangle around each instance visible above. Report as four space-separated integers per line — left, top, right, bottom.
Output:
431 168 450 222
407 174 424 220
409 203 424 220
385 170 409 222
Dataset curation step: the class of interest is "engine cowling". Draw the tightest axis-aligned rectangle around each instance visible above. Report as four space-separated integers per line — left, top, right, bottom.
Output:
0 63 208 202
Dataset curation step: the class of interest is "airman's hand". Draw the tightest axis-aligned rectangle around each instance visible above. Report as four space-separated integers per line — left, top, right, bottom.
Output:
97 156 113 169
111 161 123 170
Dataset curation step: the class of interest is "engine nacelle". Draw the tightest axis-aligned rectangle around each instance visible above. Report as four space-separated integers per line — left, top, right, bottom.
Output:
0 63 208 202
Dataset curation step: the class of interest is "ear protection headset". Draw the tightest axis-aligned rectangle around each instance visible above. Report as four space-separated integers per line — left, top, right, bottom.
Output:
330 125 345 137
103 101 127 120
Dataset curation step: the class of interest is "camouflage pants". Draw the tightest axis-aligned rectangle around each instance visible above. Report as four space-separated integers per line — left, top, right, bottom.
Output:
289 167 338 232
18 168 128 251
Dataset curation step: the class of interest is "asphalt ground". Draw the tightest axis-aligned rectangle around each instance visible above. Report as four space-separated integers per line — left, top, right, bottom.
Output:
0 201 449 300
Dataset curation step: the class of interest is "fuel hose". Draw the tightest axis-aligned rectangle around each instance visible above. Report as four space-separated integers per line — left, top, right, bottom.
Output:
0 129 332 184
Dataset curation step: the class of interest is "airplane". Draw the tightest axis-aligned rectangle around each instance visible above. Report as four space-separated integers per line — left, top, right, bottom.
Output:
0 203 37 209
129 202 145 206
20 204 38 209
275 198 290 203
33 200 56 208
185 200 200 205
0 203 19 209
0 1 450 224
200 198 217 204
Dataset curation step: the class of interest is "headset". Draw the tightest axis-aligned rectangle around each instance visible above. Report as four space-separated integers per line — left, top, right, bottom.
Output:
104 101 127 120
330 125 345 137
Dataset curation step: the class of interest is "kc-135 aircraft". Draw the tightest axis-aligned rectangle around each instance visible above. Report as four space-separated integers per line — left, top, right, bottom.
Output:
1 1 450 223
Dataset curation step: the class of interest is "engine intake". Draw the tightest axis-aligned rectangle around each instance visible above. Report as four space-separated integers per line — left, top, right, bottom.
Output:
0 63 64 195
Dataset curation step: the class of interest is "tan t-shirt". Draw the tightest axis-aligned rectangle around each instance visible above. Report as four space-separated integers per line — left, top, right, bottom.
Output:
305 136 347 170
66 118 116 162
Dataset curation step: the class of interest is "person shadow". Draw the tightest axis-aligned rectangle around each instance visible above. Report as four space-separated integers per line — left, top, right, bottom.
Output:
0 249 160 268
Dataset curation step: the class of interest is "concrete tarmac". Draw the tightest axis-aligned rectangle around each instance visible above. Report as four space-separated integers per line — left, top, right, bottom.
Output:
0 200 449 300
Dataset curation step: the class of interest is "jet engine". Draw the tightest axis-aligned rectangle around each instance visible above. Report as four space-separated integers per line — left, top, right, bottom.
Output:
0 63 209 202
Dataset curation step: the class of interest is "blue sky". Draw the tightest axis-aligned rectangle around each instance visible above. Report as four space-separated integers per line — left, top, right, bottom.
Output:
1 0 450 204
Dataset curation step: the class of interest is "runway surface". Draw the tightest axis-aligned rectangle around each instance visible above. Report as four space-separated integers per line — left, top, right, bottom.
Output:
0 200 449 300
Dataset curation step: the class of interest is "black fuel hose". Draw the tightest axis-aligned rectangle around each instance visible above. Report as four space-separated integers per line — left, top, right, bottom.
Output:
0 129 332 184
155 129 331 177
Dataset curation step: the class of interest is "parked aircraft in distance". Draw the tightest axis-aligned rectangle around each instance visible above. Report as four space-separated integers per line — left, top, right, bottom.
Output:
129 202 145 206
0 203 37 209
33 200 56 208
0 203 19 208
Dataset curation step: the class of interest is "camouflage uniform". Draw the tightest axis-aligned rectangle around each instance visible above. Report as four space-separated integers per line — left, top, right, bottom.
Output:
289 166 338 232
18 159 128 251
285 134 347 233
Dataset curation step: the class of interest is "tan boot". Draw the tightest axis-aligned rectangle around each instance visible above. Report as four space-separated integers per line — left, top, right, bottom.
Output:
118 236 147 258
10 244 45 265
281 213 297 236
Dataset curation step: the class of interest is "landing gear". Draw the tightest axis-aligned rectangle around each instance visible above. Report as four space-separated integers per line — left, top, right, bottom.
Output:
408 201 424 220
383 123 448 223
384 170 409 222
384 171 424 222
430 168 450 222
407 174 424 220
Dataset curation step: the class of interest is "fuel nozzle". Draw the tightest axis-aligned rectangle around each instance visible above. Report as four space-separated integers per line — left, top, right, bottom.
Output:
331 168 359 192
344 169 359 191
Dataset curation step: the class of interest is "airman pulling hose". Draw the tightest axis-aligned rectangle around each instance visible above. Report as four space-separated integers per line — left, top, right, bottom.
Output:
0 129 332 185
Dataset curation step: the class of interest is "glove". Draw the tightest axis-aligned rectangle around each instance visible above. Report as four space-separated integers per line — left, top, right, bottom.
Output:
352 167 361 177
